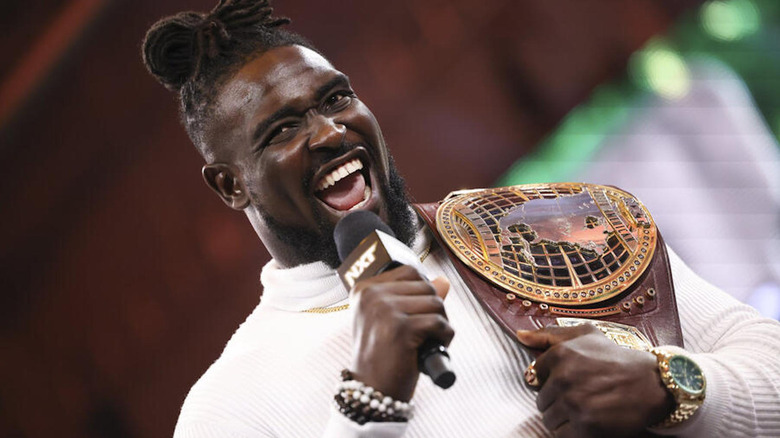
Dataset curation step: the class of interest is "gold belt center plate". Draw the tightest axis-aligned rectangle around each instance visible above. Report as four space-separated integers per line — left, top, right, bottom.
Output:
436 183 657 306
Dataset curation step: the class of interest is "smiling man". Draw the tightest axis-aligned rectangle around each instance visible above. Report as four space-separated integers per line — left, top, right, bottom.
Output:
199 43 417 269
143 1 780 437
203 45 420 266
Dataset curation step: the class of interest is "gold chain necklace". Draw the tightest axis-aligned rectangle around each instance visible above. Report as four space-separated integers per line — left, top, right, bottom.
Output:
302 243 433 314
301 303 350 314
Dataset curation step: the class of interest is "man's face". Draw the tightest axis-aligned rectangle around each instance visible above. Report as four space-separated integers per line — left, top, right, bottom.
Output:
205 45 414 267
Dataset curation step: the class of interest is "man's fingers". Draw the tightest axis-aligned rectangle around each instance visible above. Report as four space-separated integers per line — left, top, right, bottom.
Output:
354 267 450 299
536 370 561 411
407 314 455 347
527 325 604 386
553 421 574 438
542 399 569 432
373 265 426 282
430 276 450 300
357 279 436 298
390 294 447 317
516 324 600 350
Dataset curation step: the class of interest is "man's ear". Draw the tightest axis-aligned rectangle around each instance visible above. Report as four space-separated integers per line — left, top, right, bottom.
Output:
202 163 250 210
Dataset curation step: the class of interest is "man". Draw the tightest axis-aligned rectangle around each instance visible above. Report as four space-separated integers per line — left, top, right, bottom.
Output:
142 1 780 436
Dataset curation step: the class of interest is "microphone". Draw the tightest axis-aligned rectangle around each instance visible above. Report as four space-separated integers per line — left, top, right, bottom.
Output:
334 210 456 389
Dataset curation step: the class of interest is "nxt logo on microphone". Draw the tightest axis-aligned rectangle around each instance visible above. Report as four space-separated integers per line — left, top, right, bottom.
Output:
344 242 379 288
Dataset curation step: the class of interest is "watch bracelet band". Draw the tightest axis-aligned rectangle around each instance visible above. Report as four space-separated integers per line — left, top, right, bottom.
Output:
650 348 705 428
661 400 703 427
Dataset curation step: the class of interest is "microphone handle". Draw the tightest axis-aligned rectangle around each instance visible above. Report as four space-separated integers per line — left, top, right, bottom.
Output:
418 340 456 389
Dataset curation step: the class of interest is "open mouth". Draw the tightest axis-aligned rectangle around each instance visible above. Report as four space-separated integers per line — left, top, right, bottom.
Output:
314 157 372 211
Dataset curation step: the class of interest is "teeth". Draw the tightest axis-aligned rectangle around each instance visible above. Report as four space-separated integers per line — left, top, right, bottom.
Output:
315 158 364 192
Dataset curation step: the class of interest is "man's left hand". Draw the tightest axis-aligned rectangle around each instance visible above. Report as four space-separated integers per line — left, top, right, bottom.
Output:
516 324 675 438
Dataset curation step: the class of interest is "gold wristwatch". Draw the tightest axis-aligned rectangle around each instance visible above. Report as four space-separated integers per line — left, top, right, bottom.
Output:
650 348 706 427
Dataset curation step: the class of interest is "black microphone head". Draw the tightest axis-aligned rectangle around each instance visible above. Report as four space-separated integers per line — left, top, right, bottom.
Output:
334 211 395 262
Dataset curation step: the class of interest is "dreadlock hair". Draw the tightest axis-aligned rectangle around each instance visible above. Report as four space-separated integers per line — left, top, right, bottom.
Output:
142 0 317 158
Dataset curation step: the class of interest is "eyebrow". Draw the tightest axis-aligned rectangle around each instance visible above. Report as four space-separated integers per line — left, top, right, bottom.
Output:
250 74 352 146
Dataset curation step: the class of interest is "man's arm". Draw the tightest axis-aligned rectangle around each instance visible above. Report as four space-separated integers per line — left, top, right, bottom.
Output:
518 324 675 437
517 247 780 437
653 248 780 437
349 267 453 402
321 266 453 437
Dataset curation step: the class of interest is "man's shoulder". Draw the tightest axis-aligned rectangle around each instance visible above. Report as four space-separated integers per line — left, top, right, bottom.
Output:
178 302 351 415
177 305 276 409
176 341 279 428
175 307 348 435
174 350 273 436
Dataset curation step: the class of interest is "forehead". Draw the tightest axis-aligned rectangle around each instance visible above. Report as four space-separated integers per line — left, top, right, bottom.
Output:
214 45 339 123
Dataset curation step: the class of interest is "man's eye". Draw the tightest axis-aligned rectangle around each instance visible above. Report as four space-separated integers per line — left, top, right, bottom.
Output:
267 123 298 145
324 91 353 111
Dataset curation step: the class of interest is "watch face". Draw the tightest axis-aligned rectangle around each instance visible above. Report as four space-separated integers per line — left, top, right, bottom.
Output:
669 355 705 394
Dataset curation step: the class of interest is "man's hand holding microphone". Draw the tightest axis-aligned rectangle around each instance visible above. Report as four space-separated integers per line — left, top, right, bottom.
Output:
334 211 455 402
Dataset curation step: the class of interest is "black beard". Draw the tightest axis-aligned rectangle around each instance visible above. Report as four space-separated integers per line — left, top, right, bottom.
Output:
258 156 417 269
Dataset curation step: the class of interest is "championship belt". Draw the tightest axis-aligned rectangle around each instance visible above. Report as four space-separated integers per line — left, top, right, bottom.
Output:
415 183 684 351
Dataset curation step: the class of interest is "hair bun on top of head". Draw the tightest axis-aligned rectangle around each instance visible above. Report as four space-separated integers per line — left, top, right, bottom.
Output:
143 12 205 91
142 0 291 92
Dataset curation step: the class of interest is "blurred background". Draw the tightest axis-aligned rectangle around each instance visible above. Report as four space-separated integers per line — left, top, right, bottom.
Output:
1 0 777 436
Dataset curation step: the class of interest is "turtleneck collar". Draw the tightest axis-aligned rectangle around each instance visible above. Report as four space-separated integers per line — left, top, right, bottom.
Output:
259 217 432 312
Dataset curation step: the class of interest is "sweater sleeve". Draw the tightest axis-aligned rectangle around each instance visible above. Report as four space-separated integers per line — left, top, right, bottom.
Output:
174 410 409 438
322 406 408 437
652 247 780 437
173 419 267 438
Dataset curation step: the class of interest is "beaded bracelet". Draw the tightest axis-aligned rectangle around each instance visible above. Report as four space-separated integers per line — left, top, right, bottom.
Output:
334 369 414 425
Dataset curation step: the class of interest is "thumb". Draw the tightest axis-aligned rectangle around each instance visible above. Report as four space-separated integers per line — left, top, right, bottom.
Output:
430 276 450 300
516 324 598 350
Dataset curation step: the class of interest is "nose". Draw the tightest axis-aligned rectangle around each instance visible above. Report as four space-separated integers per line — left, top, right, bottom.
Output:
306 113 346 151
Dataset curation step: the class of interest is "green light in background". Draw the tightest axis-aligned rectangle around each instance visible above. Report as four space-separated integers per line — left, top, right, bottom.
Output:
701 0 761 42
498 0 780 188
773 113 780 138
629 40 691 100
495 83 633 186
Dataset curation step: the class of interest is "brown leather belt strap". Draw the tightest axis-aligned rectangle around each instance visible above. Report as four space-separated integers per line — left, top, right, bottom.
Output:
414 202 684 348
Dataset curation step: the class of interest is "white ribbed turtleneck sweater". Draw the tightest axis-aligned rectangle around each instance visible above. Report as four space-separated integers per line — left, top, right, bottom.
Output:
174 230 780 437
